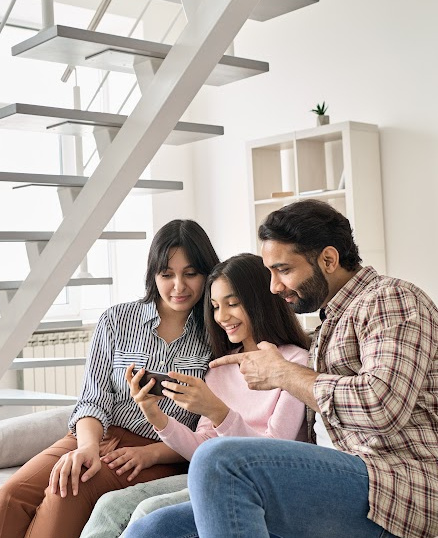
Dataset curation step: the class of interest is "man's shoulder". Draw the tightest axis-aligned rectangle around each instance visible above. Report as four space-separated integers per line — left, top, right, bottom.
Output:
360 272 432 303
352 272 438 321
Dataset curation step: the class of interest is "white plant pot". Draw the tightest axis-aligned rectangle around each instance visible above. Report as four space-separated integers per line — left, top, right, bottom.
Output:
316 115 330 126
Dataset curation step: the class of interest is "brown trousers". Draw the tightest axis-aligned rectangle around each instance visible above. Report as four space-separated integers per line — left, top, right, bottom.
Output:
0 426 188 538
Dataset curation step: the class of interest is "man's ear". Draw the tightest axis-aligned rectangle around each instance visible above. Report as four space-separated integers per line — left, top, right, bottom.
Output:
319 246 339 274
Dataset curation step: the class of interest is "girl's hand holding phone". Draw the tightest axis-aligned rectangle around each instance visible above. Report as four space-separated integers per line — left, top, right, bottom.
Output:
126 363 168 430
163 372 230 428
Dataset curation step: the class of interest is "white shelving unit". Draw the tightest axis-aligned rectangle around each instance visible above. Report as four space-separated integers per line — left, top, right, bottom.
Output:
247 121 386 330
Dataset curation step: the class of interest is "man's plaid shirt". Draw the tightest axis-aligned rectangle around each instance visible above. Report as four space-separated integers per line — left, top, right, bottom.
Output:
309 266 438 538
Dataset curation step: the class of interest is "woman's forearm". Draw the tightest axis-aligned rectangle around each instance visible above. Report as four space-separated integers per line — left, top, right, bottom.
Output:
76 416 104 449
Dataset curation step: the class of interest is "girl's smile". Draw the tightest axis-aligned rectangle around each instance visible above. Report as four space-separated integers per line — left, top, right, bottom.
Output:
210 277 255 351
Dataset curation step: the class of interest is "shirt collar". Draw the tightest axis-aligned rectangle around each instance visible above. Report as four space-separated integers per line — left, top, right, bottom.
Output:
140 300 195 331
324 266 379 320
141 300 160 325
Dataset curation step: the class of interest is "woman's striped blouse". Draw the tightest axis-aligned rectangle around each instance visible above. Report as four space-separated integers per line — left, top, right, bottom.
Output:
68 300 211 440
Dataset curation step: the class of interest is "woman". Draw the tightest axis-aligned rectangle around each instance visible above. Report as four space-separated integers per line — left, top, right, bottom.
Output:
0 219 219 538
80 253 310 538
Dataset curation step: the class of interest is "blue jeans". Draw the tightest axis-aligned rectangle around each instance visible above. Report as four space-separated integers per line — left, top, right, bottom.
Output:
124 438 399 538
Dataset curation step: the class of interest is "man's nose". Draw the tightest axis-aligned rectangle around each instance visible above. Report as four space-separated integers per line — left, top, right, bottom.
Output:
270 275 284 294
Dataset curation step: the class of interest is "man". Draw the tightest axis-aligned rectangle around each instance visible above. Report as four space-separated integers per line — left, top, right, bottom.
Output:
123 200 438 538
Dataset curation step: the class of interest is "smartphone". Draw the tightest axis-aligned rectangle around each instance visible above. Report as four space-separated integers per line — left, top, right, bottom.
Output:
137 371 180 396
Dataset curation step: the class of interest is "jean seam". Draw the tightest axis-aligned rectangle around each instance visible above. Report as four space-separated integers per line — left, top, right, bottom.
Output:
230 471 242 538
238 459 369 479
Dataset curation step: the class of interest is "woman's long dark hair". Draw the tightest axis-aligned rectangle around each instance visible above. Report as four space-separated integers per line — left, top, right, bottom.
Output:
142 220 219 341
204 253 310 359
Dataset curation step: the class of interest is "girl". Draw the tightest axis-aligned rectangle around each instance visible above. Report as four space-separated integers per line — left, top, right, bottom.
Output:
0 219 219 538
80 253 310 538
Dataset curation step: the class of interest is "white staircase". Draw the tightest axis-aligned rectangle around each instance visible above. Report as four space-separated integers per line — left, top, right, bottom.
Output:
11 25 269 85
0 103 224 143
0 0 318 409
0 172 183 193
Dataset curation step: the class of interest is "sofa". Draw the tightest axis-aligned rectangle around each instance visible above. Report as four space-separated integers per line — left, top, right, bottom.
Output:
0 405 74 487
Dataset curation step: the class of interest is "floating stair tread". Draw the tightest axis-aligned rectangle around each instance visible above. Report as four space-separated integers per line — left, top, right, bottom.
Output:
0 172 183 193
11 25 269 86
249 0 319 21
0 277 113 290
0 231 146 241
37 320 83 331
11 357 86 369
0 388 77 406
161 0 318 21
0 103 224 145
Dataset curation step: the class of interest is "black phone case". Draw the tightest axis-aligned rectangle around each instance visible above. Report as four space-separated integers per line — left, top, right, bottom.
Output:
137 371 179 396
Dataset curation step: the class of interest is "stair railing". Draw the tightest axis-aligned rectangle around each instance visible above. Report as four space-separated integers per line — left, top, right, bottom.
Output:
41 0 54 28
60 0 113 83
83 1 184 171
0 0 18 35
0 0 262 380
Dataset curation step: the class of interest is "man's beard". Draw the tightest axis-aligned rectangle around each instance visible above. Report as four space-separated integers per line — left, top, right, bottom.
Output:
280 264 329 314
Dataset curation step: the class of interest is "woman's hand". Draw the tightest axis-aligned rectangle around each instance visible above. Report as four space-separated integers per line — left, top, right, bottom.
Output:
126 363 168 430
101 445 160 482
163 372 229 428
49 444 101 497
49 417 103 497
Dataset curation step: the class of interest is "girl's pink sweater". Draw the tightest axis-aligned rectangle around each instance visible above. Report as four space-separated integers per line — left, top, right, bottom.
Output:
156 344 308 461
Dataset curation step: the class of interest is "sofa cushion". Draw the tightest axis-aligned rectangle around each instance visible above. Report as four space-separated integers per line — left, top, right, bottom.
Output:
0 405 74 469
0 466 20 487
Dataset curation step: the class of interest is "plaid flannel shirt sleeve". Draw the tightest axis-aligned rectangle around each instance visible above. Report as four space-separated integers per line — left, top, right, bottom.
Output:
314 285 433 434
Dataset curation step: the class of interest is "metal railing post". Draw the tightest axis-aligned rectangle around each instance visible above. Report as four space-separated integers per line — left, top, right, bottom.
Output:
0 0 18 35
41 0 54 29
61 0 113 83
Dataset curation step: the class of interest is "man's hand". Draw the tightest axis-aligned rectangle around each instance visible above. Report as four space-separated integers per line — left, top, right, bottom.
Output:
210 341 320 411
210 341 288 391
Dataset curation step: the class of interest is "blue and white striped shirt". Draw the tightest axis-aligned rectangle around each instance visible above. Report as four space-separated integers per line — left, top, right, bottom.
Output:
69 301 212 440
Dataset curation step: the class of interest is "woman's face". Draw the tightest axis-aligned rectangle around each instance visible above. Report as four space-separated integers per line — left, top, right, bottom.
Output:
155 247 205 316
210 277 256 352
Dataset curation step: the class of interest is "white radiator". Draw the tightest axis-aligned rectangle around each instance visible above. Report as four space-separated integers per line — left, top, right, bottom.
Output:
21 330 91 412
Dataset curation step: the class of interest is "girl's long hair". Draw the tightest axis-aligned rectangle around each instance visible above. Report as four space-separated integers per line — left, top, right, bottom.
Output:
204 253 310 359
142 220 219 341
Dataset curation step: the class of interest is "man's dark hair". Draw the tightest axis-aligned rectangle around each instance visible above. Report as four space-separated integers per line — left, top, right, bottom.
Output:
258 200 362 271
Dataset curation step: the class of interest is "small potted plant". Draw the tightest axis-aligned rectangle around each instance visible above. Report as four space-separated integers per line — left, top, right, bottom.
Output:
311 101 329 126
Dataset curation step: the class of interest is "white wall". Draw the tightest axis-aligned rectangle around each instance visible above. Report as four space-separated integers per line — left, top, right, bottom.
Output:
184 0 438 303
2 0 437 308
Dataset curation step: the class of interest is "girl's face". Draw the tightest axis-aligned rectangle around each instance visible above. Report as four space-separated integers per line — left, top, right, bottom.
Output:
210 277 256 352
155 247 205 316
